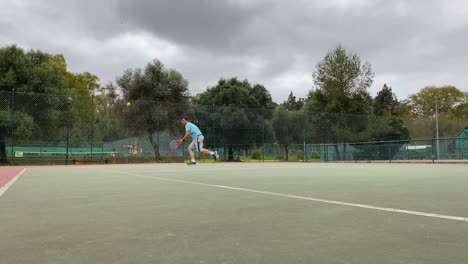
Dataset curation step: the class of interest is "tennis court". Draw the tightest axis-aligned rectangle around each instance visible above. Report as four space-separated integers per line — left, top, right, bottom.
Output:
1 163 467 264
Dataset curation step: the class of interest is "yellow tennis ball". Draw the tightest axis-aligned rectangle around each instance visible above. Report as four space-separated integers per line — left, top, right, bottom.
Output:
126 102 131 107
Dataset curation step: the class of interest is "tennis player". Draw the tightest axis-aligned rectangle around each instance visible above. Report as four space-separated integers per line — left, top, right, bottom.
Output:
178 116 219 165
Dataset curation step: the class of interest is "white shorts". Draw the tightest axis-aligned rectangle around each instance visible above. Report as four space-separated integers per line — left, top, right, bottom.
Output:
188 135 204 152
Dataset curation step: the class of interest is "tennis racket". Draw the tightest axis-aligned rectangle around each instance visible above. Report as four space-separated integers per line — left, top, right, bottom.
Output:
169 140 183 150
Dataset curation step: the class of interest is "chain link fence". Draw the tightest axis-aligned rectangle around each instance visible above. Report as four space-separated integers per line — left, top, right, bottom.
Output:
1 91 467 165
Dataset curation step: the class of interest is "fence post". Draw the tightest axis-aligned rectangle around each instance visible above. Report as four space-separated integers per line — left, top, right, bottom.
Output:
435 98 440 160
156 102 160 163
65 96 73 165
212 104 215 155
262 107 265 162
431 138 435 163
354 146 357 163
90 93 94 161
11 88 16 158
459 137 462 159
407 142 410 160
303 111 307 163
325 144 330 162
388 145 392 163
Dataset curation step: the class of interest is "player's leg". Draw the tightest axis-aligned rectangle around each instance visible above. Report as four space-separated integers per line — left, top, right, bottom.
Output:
198 136 219 160
200 149 211 154
187 140 197 165
188 148 196 161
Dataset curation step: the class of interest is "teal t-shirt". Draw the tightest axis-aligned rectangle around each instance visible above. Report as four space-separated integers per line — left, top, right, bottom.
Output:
185 122 202 139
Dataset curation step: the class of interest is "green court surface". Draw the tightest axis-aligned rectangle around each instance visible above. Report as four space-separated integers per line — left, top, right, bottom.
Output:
1 163 468 264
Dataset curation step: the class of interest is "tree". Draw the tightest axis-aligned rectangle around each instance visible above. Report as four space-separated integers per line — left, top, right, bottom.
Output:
0 46 70 94
70 72 102 146
77 72 101 94
272 92 306 160
94 83 127 143
305 45 374 160
194 78 274 161
271 106 304 160
0 45 75 162
401 86 468 138
116 59 189 160
453 101 468 119
374 84 398 117
353 115 410 160
356 88 410 160
283 91 305 111
0 110 35 163
311 45 374 113
369 84 410 157
407 86 466 117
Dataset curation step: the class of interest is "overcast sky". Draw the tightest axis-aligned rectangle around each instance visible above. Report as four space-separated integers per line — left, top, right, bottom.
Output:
1 0 467 102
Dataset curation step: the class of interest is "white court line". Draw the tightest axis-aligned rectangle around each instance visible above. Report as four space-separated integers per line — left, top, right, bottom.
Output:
108 164 359 174
108 170 468 223
118 167 305 174
0 168 26 197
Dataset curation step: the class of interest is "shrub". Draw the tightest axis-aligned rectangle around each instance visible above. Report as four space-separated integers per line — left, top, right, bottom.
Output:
251 149 262 160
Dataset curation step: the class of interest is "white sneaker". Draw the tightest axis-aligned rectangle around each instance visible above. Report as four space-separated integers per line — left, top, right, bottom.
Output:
212 151 219 161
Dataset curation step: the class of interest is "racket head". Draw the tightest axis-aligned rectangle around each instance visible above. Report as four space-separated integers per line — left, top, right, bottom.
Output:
169 140 183 150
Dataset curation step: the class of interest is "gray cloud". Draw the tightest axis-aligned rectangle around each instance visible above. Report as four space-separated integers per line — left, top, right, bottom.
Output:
1 0 467 102
118 0 268 52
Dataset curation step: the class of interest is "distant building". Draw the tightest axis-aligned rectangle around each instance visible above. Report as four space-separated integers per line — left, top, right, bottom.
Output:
449 126 468 158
